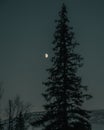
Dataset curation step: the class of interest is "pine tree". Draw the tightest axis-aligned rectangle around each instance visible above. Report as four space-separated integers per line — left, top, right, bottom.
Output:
33 3 92 130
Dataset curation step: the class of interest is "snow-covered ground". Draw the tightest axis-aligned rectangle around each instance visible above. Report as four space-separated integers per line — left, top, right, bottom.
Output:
4 123 104 130
31 124 104 130
3 110 104 130
92 124 104 130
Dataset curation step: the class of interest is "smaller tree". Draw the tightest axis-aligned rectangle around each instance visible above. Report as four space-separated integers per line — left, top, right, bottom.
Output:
0 81 4 130
8 100 14 130
15 112 25 130
5 96 31 130
0 119 3 130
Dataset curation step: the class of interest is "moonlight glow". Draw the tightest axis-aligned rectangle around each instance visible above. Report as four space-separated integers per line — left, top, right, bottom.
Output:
45 53 48 58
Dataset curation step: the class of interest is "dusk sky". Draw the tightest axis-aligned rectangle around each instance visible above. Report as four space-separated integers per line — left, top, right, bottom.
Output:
0 0 104 111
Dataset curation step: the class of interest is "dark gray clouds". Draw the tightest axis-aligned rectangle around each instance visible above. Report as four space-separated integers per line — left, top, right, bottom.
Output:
0 0 104 111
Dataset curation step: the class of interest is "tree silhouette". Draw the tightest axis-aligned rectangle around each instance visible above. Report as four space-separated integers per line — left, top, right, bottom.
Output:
0 81 4 130
33 3 92 130
15 112 25 130
5 96 31 130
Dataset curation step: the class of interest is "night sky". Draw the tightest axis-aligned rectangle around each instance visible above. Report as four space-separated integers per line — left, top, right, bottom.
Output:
0 0 104 111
